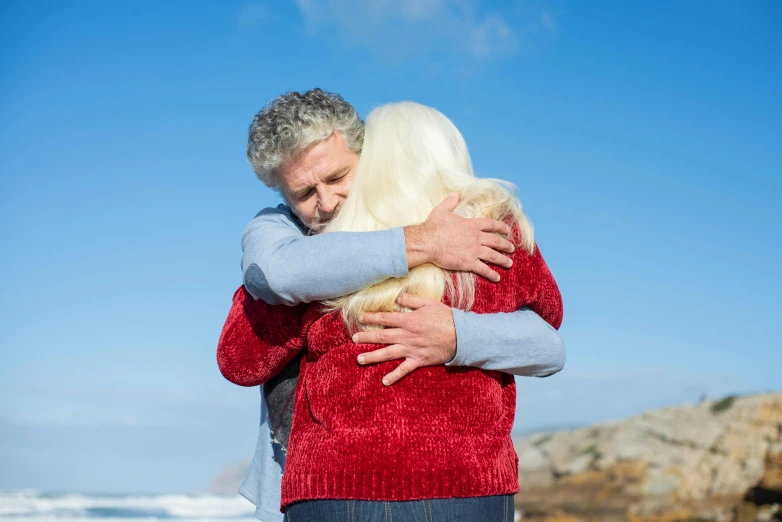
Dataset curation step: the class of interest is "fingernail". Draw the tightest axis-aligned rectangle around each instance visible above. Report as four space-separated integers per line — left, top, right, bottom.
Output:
352 334 359 343
382 378 390 386
357 355 365 364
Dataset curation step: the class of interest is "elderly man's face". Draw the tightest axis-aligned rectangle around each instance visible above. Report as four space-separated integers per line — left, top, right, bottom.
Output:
277 132 359 231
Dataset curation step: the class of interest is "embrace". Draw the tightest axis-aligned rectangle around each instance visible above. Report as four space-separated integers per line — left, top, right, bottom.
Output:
217 89 566 522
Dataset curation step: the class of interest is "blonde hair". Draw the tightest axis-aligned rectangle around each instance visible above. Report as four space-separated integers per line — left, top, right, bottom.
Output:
323 102 534 332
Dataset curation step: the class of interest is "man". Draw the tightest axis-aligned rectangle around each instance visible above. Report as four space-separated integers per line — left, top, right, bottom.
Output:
231 89 565 521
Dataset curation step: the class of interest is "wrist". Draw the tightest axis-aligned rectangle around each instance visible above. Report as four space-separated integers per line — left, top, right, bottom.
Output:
444 308 467 367
403 223 431 269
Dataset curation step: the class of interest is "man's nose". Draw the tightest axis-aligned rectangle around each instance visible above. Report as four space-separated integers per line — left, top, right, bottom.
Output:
318 192 340 214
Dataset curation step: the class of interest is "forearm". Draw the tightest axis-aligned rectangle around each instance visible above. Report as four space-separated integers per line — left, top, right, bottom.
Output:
217 335 303 387
402 224 431 269
242 209 409 305
446 307 566 377
216 287 307 387
217 327 304 387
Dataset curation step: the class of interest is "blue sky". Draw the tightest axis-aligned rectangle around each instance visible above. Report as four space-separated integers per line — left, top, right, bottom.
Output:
1 0 780 494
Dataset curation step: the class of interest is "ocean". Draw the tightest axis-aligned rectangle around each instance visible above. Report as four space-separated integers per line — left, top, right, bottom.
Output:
0 489 258 521
1 489 524 521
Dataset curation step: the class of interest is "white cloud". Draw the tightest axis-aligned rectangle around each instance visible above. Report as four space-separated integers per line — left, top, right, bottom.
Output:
540 8 557 33
292 0 529 64
237 2 274 31
3 384 259 428
467 14 515 59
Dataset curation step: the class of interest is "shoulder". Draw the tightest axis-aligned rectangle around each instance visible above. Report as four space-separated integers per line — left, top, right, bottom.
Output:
234 284 309 323
243 204 308 236
503 215 535 258
249 204 298 227
254 203 295 220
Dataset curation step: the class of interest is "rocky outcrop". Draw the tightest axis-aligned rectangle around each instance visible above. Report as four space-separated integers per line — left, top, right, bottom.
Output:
210 459 252 496
514 392 782 522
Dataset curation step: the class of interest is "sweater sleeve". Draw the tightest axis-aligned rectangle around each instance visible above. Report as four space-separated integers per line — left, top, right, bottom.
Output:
521 243 564 330
217 286 309 387
445 231 565 377
242 205 409 305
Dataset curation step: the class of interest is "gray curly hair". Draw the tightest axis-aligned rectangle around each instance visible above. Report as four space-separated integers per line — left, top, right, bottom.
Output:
247 89 365 190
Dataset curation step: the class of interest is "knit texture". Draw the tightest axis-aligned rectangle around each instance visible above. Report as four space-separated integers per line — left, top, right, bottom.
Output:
217 225 563 511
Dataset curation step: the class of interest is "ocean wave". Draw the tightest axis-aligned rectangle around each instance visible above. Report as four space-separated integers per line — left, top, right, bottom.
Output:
0 519 253 522
0 490 257 519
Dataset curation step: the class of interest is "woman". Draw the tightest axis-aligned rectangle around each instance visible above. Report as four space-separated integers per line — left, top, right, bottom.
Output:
218 102 563 521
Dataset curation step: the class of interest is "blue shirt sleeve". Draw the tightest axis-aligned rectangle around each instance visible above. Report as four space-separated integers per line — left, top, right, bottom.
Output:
446 307 566 378
241 204 409 305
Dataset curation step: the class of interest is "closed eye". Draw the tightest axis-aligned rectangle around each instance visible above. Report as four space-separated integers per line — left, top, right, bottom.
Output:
296 189 314 200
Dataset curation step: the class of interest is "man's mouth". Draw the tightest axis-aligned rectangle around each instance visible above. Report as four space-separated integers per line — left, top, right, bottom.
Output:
309 205 342 233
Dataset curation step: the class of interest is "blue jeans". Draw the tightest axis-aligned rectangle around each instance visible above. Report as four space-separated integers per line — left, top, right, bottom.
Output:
284 495 515 522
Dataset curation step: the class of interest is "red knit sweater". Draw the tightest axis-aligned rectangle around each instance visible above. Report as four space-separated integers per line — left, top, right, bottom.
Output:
217 227 563 509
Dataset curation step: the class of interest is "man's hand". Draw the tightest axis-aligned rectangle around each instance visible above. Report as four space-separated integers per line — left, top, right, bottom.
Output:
404 192 515 283
352 293 457 385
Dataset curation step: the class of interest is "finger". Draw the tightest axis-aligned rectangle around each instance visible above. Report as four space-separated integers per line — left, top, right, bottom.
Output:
352 328 404 345
360 311 407 328
357 344 408 365
475 217 511 236
472 261 500 283
434 192 460 213
480 232 515 254
382 358 422 386
477 246 513 269
396 292 438 310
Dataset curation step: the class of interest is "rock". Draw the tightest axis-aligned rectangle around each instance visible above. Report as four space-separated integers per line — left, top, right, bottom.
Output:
514 392 782 521
758 451 782 491
209 459 251 495
641 469 681 496
559 453 593 475
756 503 780 522
518 445 552 470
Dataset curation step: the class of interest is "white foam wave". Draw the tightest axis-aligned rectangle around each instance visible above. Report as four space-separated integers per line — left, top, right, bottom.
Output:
0 518 252 522
0 490 257 519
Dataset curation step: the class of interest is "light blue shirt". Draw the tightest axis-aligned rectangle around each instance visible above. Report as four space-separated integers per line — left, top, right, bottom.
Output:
237 204 566 520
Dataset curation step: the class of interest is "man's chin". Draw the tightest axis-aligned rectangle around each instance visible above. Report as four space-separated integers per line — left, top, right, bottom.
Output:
309 209 342 233
307 217 333 234
288 205 341 233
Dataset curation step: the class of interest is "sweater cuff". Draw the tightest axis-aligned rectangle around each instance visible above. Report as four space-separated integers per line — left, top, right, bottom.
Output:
388 226 410 278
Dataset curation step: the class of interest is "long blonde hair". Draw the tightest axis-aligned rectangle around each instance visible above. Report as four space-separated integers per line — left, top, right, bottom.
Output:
323 102 534 332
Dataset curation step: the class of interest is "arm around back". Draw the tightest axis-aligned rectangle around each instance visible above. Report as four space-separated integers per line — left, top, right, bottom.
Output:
506 220 564 331
216 285 308 387
449 306 565 378
241 205 408 305
446 222 565 378
507 234 565 376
